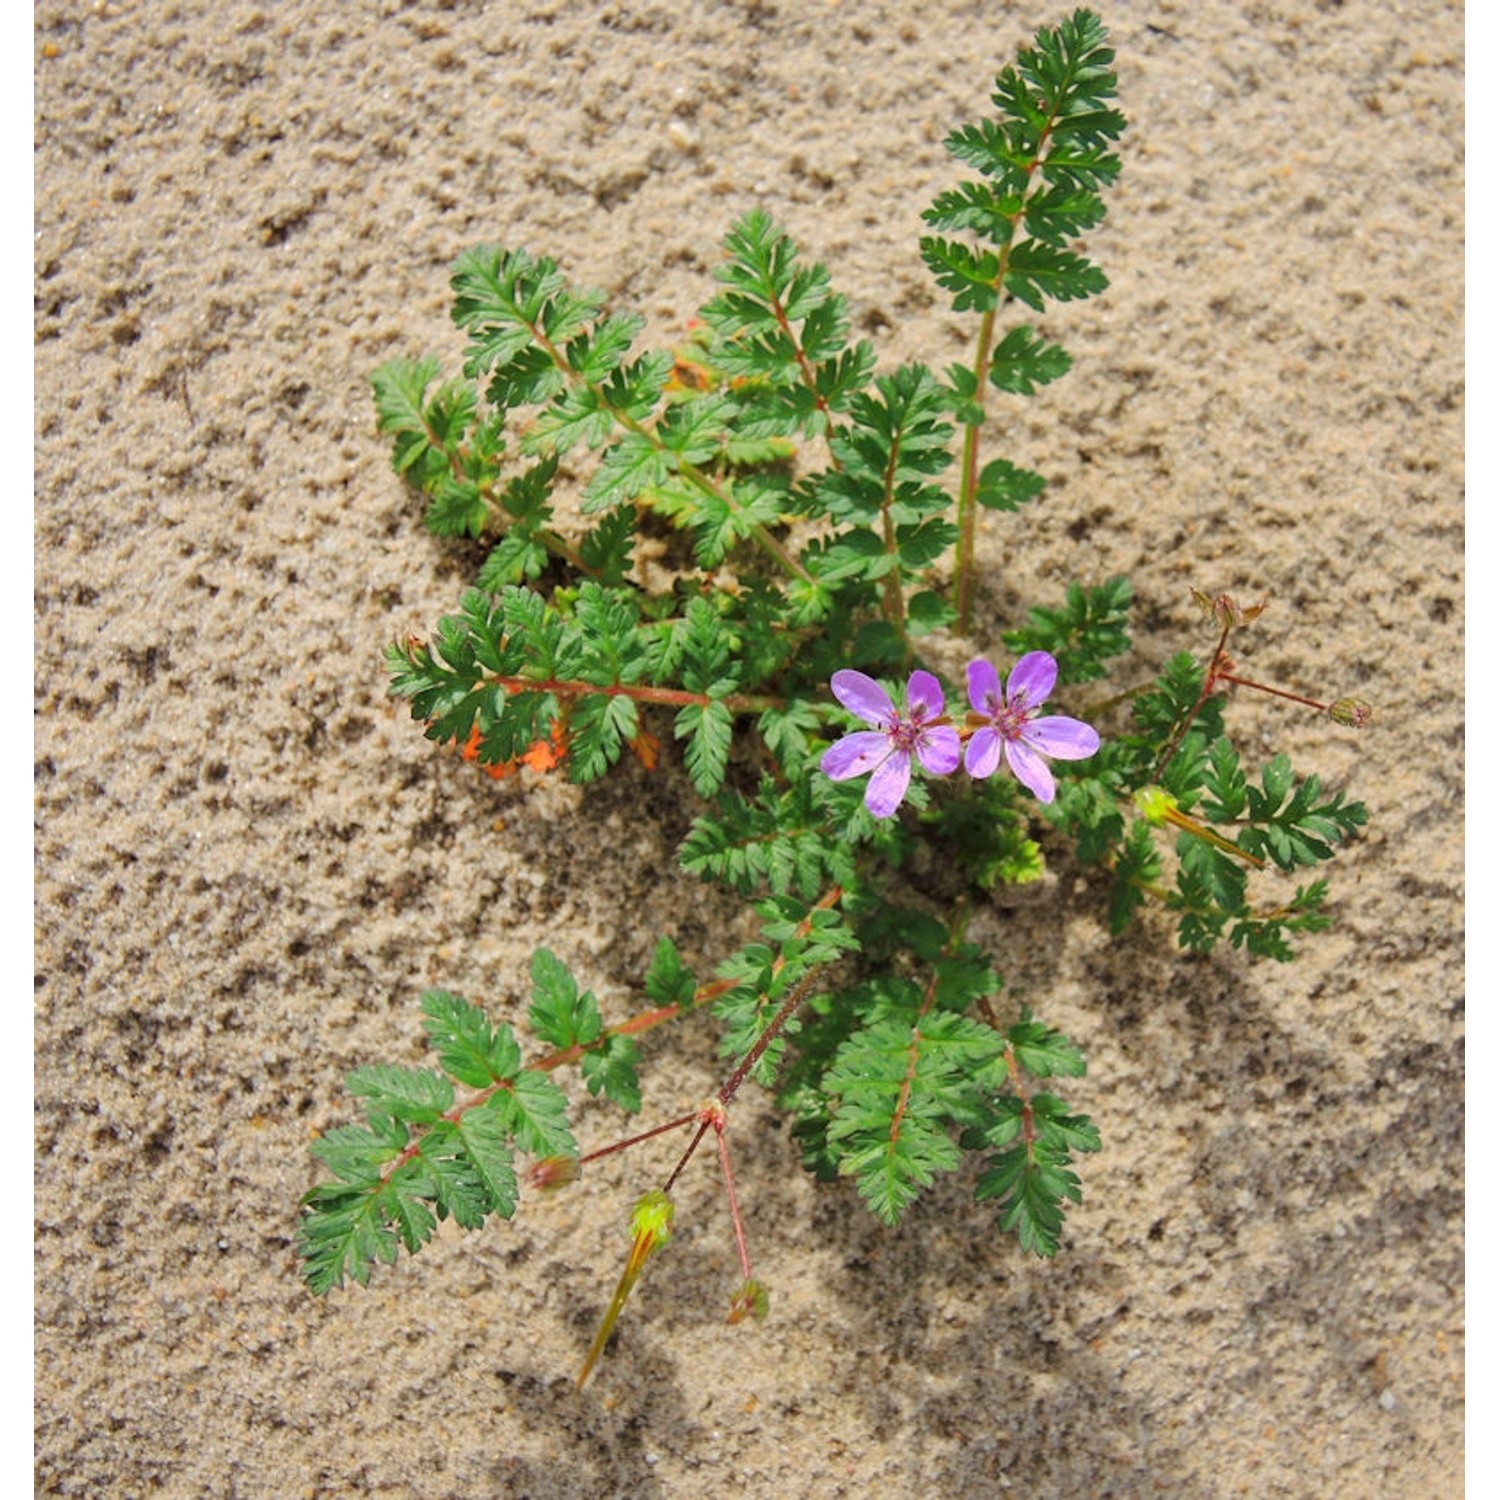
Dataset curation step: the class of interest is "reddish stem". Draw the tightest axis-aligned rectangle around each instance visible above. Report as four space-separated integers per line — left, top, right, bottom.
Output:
577 1111 701 1169
1153 620 1233 779
1213 671 1329 714
713 1108 754 1282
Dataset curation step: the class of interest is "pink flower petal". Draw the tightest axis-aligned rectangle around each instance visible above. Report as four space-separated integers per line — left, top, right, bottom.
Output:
917 726 962 776
864 752 913 818
821 731 894 781
1006 651 1057 711
964 726 1003 779
1022 715 1100 761
1005 738 1057 803
830 670 896 727
966 658 1002 715
905 669 946 722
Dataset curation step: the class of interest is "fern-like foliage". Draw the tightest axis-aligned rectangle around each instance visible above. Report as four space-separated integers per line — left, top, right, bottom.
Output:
1003 576 1133 684
781 927 1099 1253
701 208 876 438
921 8 1123 321
961 1014 1099 1258
1164 746 1365 956
712 896 861 1086
299 954 651 1294
823 1008 1004 1222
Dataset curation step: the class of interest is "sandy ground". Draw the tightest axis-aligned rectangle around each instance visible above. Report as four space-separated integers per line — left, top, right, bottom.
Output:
34 2 1463 1495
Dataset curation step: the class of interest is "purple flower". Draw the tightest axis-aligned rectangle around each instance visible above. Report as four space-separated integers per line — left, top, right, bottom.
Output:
964 652 1100 803
821 669 962 818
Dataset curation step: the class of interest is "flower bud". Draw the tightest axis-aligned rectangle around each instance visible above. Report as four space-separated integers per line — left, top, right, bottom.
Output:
526 1155 580 1193
727 1279 770 1325
1328 697 1373 728
1133 785 1178 826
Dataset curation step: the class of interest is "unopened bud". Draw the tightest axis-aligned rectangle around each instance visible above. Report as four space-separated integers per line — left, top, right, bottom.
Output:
727 1279 770 1325
630 1190 675 1246
526 1155 580 1193
1133 785 1177 826
1328 697 1373 729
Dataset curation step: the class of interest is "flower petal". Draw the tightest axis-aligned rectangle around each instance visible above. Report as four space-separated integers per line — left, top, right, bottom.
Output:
1005 738 1057 803
964 726 1003 779
830 670 896 726
864 751 912 818
966 658 1002 716
821 730 893 781
1006 651 1057 711
905 669 946 722
1022 715 1100 761
916 725 962 776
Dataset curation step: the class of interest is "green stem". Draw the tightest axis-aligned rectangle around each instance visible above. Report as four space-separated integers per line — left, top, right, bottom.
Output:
953 305 998 633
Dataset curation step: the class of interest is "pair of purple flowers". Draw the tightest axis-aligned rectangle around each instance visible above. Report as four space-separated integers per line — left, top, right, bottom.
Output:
820 652 1100 818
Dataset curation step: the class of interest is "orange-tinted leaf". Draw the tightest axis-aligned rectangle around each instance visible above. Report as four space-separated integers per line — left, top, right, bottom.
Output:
627 731 661 771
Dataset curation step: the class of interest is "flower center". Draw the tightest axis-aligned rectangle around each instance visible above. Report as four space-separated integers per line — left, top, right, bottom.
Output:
994 698 1034 741
889 711 928 753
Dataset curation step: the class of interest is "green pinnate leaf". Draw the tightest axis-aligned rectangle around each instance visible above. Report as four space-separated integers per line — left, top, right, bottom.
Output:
1176 837 1248 920
970 1092 1099 1257
570 310 645 383
580 1034 643 1115
567 691 638 782
371 355 444 448
1006 8 1123 136
682 780 857 900
941 118 1032 193
476 529 548 590
421 990 523 1088
975 457 1047 511
1201 737 1248 822
528 381 617 455
907 589 959 635
1241 757 1367 869
1003 577 1133 684
583 431 670 511
919 236 1001 312
644 936 697 1009
450 245 600 380
895 518 959 569
923 180 1021 242
989 326 1072 395
1107 817 1161 934
1023 182 1109 246
308 1116 408 1188
454 1096 521 1217
823 1012 1004 1223
1007 1015 1087 1078
655 392 737 462
1003 240 1108 313
574 581 648 682
495 454 558 522
415 1120 493 1229
424 475 490 539
346 1064 455 1125
381 1162 440 1254
676 698 734 797
528 948 603 1051
577 503 637 584
496 1072 578 1160
298 1181 401 1294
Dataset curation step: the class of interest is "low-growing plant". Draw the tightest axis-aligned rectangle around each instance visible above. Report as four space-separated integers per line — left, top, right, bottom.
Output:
298 10 1369 1385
